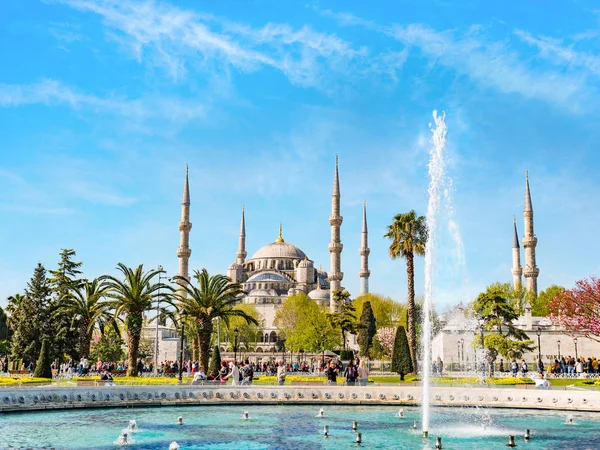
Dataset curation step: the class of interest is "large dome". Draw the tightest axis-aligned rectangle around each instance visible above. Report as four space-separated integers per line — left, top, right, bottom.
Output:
249 240 306 261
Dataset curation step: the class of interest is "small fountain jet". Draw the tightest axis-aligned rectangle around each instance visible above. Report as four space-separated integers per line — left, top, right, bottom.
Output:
128 420 137 432
169 442 180 450
316 408 325 418
243 411 250 420
177 416 183 425
396 409 404 418
115 429 133 446
566 415 574 425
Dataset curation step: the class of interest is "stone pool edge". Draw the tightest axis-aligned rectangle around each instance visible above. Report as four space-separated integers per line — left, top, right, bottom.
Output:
1 385 598 413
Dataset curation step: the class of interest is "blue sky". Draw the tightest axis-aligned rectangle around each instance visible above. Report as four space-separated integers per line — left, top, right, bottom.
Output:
2 0 600 310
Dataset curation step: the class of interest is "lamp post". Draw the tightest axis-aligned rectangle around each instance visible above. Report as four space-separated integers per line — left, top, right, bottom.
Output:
557 340 561 360
536 327 542 364
155 265 166 375
233 328 239 363
178 312 187 385
459 338 465 370
573 337 578 361
321 333 326 371
478 316 485 381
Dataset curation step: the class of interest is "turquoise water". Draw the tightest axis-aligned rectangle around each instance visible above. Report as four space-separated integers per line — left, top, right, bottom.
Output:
0 405 599 449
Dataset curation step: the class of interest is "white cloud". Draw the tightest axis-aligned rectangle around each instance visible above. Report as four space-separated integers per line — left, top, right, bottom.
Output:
0 79 206 123
314 8 590 111
54 0 396 88
515 29 600 75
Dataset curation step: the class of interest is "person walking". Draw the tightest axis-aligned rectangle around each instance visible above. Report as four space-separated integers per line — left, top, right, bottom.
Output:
344 360 358 386
358 360 369 386
325 361 338 385
276 361 286 386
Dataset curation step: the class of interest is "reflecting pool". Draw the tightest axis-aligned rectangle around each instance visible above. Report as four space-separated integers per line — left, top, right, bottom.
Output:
1 405 599 449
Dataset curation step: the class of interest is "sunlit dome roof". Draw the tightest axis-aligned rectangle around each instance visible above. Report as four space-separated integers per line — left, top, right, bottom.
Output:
248 225 306 261
309 288 330 301
246 272 288 283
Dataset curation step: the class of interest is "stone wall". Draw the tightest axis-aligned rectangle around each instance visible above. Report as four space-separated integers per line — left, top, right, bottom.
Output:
1 385 599 413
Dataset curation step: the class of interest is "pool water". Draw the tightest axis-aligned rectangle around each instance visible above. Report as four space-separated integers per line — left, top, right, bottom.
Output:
0 405 599 449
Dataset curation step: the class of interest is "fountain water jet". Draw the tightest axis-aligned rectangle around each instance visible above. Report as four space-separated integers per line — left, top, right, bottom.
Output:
422 110 449 435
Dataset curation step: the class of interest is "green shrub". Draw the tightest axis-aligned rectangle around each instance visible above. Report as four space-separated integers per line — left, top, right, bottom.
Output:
33 339 52 379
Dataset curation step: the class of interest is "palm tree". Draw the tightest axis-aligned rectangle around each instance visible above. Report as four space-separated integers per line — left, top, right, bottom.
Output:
384 210 427 367
101 264 174 376
54 278 111 359
173 269 257 373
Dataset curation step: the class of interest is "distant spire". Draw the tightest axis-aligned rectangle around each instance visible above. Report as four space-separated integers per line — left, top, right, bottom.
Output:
182 164 190 205
362 200 368 234
236 205 247 265
332 154 340 197
512 216 520 249
316 276 321 290
276 223 284 243
359 200 370 294
524 170 533 212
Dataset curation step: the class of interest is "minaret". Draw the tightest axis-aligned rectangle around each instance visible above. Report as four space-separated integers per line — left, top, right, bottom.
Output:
522 171 539 295
359 201 370 295
177 165 192 289
511 216 522 290
236 205 247 265
328 155 343 312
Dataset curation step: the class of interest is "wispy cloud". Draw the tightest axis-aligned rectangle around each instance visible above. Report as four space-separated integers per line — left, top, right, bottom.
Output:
515 29 600 75
53 0 396 89
0 79 207 123
314 7 591 111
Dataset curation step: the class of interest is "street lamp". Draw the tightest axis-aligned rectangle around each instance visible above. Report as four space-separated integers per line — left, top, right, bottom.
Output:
573 337 578 361
178 312 187 385
459 338 465 369
233 328 239 363
456 341 461 371
478 316 485 381
321 333 326 371
557 340 561 359
536 327 542 364
155 265 167 375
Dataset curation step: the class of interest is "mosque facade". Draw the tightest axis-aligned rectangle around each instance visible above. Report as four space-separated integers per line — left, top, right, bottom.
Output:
176 157 371 350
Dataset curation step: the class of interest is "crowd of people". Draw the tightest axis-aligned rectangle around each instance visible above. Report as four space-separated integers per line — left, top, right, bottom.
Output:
548 356 600 375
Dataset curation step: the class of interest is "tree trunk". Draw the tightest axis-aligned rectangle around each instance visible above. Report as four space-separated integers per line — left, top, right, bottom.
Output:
126 315 142 377
198 317 213 373
79 320 90 359
192 337 199 361
406 252 416 370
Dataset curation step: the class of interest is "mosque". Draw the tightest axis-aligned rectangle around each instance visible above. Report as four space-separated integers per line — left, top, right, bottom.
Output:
175 157 371 350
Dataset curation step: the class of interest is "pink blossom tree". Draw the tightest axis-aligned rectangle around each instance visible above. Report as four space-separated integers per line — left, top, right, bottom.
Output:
376 327 396 357
549 277 600 341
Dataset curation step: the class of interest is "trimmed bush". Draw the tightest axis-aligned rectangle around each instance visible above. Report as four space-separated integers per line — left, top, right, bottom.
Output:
391 326 413 381
33 339 52 379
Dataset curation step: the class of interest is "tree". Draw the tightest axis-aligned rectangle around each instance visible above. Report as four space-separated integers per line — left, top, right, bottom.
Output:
470 284 534 360
223 304 261 354
391 326 413 380
33 338 52 379
275 292 340 352
0 306 11 356
173 269 257 375
357 301 376 357
384 210 427 367
208 345 221 375
101 264 173 376
353 293 405 329
9 264 53 363
534 285 564 317
328 290 356 350
90 327 125 363
48 249 84 361
549 277 600 340
55 279 111 358
376 327 396 358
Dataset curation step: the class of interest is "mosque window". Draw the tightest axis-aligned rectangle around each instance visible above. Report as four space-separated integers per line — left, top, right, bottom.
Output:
270 331 277 343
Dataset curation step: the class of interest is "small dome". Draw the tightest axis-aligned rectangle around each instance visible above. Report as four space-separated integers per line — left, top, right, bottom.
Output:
228 262 243 270
308 288 330 301
297 258 314 268
246 271 288 283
